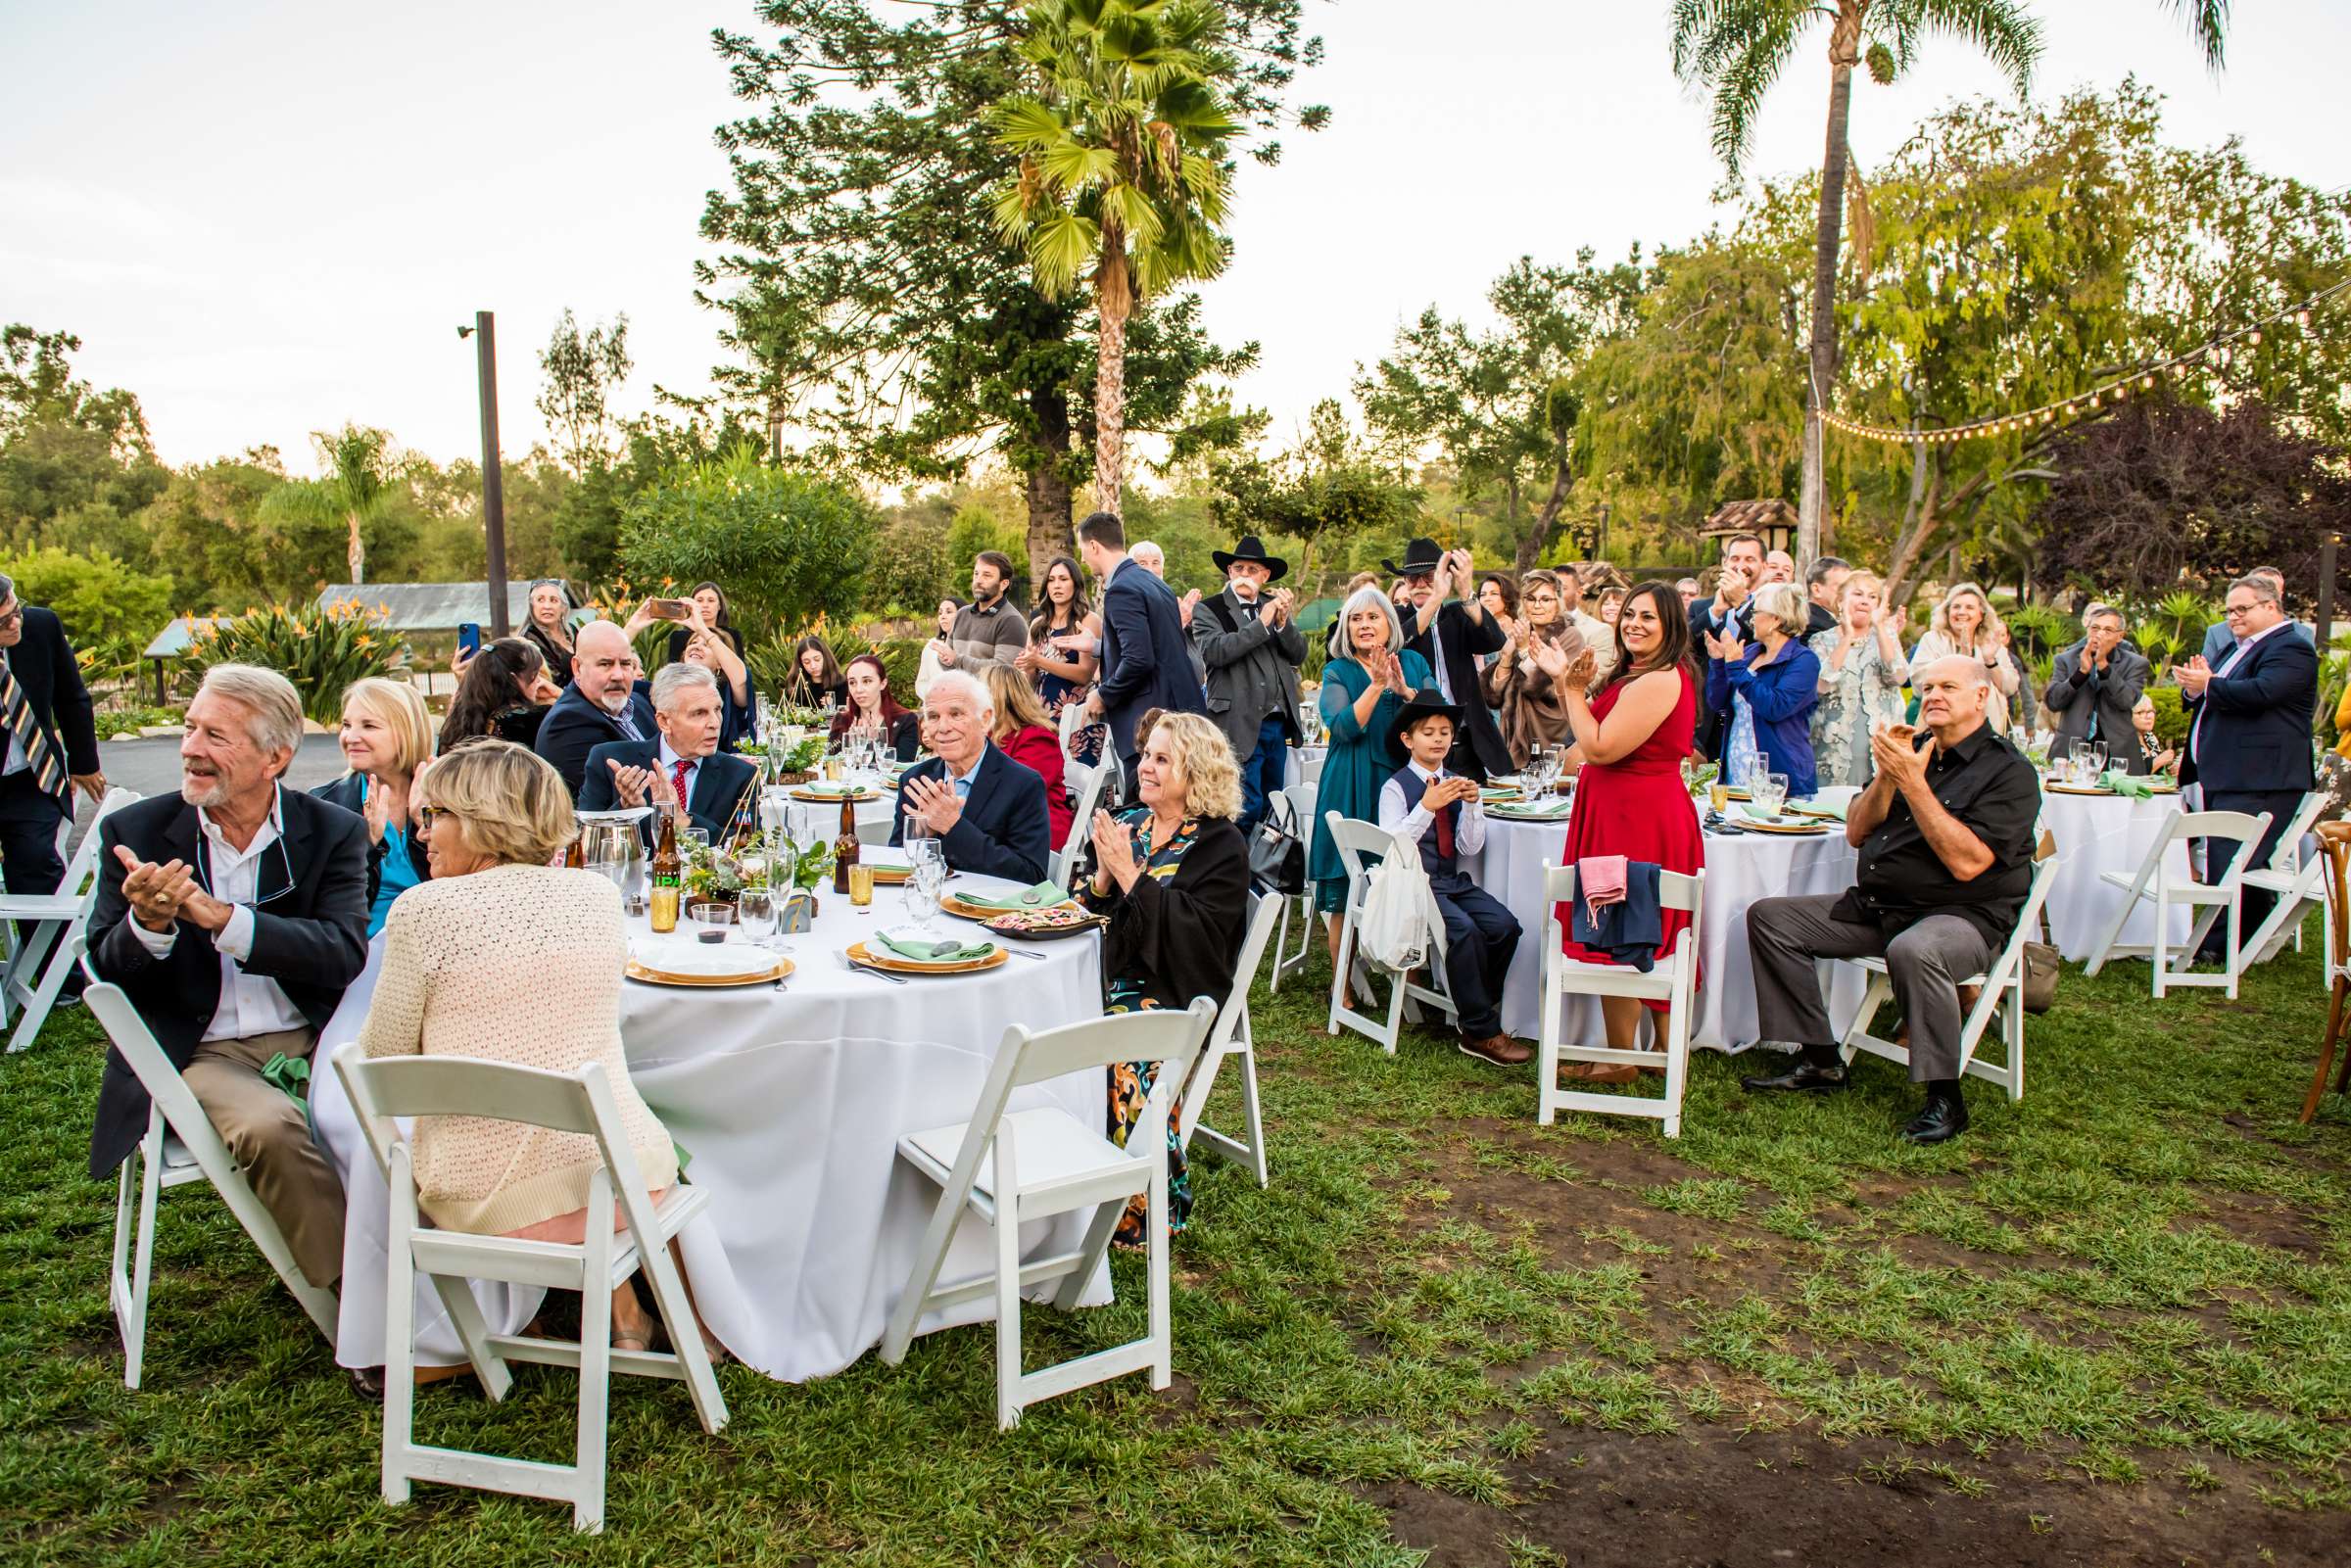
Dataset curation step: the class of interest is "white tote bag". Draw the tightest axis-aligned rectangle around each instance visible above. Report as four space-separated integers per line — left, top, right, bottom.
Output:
1357 831 1437 973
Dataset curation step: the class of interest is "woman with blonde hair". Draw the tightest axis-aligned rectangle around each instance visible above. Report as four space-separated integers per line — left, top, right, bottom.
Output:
1076 711 1250 1245
982 661 1073 847
1483 568 1589 769
1807 569 1910 787
359 740 707 1357
1910 581 2021 733
1702 580 1821 794
313 676 436 936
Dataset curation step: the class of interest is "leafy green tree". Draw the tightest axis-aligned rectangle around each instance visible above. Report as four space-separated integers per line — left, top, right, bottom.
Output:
1211 398 1421 592
551 410 771 584
315 425 392 584
1358 253 1643 570
988 0 1241 515
696 0 1320 576
535 309 634 479
617 448 879 642
0 546 173 641
0 324 168 549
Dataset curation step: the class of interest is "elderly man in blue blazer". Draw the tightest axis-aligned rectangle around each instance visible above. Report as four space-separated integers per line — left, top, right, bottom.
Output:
890 670 1050 883
2177 571 2319 960
577 663 759 842
1077 509 1204 789
534 620 657 798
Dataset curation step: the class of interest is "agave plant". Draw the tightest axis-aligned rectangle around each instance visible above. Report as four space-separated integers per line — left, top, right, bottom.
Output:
183 598 411 723
2149 590 2215 650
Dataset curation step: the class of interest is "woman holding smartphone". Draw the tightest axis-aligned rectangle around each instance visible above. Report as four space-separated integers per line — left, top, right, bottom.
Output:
662 580 745 664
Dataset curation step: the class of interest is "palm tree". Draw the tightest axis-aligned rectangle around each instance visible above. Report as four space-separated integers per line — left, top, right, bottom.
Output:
990 0 1240 515
315 425 391 585
1669 0 2229 567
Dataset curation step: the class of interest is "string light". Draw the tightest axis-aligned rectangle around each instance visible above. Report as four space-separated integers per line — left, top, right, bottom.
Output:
1817 280 2349 447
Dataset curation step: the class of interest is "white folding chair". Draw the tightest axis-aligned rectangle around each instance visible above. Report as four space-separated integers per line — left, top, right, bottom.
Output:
2082 810 2274 998
1 786 138 1053
855 816 895 848
1178 896 1279 1187
1267 784 1318 995
880 998 1217 1430
1322 812 1457 1053
1537 865 1704 1137
2239 790 2331 966
1052 762 1110 888
334 1046 729 1533
79 944 338 1390
1839 856 2061 1101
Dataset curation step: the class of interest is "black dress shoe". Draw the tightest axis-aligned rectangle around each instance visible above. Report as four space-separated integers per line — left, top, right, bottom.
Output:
1901 1096 1969 1144
349 1365 386 1401
1740 1059 1848 1093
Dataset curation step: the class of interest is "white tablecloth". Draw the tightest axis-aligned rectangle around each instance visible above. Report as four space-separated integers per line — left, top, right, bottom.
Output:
313 872 1108 1382
1474 809 1866 1050
2036 789 2191 960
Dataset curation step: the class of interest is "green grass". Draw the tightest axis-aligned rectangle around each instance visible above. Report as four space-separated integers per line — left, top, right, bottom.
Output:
3 930 2348 1562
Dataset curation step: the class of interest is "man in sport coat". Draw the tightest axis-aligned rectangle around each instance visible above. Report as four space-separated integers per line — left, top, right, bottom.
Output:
891 671 1051 883
1385 538 1510 782
2044 603 2150 762
535 620 657 798
577 663 759 843
0 570 107 898
1079 509 1204 788
1194 534 1306 832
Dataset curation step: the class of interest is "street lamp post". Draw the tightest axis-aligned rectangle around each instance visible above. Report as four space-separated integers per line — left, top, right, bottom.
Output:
457 311 511 638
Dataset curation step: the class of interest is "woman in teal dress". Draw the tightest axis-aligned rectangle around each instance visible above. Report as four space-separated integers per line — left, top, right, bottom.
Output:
1309 586 1430 1004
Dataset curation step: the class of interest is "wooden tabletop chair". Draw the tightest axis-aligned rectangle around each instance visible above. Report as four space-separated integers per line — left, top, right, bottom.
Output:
2300 821 2351 1124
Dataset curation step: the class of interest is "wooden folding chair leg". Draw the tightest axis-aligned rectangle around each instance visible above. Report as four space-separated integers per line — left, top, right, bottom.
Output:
2307 979 2350 1125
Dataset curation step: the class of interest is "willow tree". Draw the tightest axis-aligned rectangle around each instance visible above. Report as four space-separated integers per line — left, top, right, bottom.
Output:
988 0 1241 515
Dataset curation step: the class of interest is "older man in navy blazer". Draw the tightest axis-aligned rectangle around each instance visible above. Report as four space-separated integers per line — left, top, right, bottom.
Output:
891 671 1050 882
1077 510 1204 787
2177 572 2319 958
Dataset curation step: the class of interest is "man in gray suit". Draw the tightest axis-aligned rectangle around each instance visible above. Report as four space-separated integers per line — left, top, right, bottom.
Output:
1194 535 1306 832
2044 602 2150 762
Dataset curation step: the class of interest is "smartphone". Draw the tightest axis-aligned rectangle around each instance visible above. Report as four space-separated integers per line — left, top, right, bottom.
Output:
648 598 692 622
456 623 482 658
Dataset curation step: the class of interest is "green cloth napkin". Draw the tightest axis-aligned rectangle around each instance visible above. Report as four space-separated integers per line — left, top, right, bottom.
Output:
1493 798 1571 819
875 928 996 963
260 1051 310 1105
2100 770 2152 799
1791 797 1848 821
800 782 858 795
953 881 1072 911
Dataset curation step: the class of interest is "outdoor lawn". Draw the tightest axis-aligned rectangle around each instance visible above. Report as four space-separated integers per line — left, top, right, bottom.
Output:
4 935 2347 1567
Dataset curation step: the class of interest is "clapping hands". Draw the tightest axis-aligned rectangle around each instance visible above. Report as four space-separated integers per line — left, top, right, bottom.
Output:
1870 720 1927 789
1088 807 1139 890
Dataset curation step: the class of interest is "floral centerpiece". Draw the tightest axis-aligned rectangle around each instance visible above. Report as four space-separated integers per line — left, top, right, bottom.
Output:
735 730 828 785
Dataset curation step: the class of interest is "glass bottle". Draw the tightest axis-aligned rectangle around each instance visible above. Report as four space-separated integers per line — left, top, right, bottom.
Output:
832 795 859 894
649 812 682 933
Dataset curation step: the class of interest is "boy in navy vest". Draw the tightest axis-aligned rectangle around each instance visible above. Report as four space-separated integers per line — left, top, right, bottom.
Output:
1376 692 1528 1068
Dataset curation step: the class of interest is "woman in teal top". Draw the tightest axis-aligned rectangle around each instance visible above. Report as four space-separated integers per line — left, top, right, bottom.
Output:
312 677 435 937
1310 587 1430 1001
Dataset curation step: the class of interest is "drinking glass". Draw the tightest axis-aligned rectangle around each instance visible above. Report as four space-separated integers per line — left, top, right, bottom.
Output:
681 825 710 857
848 863 876 911
1752 772 1789 820
686 902 735 943
737 886 778 948
908 856 947 933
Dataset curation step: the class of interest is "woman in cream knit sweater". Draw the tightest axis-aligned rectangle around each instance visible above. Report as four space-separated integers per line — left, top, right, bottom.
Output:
360 740 680 1351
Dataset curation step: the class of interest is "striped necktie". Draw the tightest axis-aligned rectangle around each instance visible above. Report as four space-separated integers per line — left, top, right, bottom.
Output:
0 655 65 801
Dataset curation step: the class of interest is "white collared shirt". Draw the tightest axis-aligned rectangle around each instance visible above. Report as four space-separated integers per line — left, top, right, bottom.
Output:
1376 758 1484 857
128 788 307 1042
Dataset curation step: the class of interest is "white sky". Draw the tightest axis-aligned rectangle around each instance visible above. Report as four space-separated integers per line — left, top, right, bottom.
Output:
4 0 2343 476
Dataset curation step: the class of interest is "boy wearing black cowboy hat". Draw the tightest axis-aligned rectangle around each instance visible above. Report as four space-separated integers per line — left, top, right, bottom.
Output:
1195 534 1306 832
1382 538 1511 784
1375 689 1528 1068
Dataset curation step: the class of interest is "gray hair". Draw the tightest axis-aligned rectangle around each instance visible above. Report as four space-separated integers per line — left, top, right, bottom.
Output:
0 572 14 605
923 668 994 718
1128 539 1164 563
197 663 304 755
1751 581 1808 631
1327 584 1406 661
2229 574 2282 607
2084 601 2126 630
1804 555 1850 591
650 661 719 711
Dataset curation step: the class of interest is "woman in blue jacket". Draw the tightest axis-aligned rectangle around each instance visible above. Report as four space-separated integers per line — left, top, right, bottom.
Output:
1703 581 1821 796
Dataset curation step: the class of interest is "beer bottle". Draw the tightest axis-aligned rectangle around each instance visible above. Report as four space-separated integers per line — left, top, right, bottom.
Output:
562 836 585 870
649 811 683 933
832 795 859 894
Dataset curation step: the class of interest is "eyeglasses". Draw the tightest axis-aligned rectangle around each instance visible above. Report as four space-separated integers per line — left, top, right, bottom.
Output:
2223 602 2260 618
0 604 21 628
416 805 453 832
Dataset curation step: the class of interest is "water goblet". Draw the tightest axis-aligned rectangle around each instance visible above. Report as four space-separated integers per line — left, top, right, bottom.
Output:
737 886 779 949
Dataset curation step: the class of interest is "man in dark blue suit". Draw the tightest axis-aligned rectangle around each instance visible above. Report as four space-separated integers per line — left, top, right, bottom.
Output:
1687 531 1765 760
576 664 758 842
1078 510 1204 787
534 620 657 798
0 571 106 899
890 671 1050 883
2178 572 2319 959
2197 565 2316 665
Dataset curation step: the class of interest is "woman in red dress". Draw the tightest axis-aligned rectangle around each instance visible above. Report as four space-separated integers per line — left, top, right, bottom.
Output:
1553 581 1705 1082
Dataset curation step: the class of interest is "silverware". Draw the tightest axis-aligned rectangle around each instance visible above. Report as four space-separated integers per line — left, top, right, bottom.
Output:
835 951 909 985
1000 946 1046 961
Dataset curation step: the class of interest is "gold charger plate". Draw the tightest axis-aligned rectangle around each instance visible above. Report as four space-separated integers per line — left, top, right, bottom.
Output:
1739 817 1833 835
845 940 1008 975
2045 784 2116 796
625 956 793 988
792 787 882 803
940 889 1077 922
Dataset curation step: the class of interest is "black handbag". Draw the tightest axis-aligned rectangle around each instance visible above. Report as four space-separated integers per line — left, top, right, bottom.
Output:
1249 791 1308 895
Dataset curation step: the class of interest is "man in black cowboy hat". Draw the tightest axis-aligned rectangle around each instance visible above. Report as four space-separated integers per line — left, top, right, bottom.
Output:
1195 534 1306 832
1384 539 1511 783
1376 690 1527 1068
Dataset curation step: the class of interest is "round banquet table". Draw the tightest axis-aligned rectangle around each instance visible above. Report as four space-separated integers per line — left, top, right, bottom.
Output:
312 870 1107 1383
1473 804 1867 1051
2035 785 2191 961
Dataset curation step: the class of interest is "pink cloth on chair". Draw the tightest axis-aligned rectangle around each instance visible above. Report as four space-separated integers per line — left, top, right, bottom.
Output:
1577 854 1628 927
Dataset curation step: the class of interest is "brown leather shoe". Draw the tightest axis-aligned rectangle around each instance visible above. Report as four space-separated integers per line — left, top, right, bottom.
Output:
1559 1059 1642 1086
1460 1031 1534 1067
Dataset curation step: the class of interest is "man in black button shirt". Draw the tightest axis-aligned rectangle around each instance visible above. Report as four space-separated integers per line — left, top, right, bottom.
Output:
1741 655 2042 1143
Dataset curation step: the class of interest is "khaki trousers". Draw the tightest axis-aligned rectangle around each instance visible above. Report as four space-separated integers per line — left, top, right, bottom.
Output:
181 1026 346 1288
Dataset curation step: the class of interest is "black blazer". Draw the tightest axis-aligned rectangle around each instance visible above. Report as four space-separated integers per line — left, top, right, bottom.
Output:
889 743 1051 883
85 789 371 1177
576 739 759 842
1086 814 1251 1013
2182 627 2318 794
1403 600 1510 780
310 772 432 908
3 604 101 779
1095 558 1206 763
534 680 657 798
